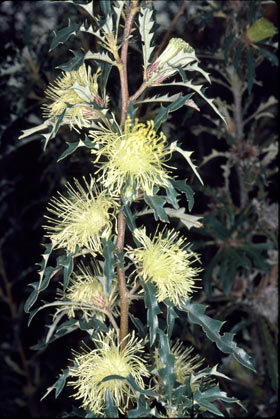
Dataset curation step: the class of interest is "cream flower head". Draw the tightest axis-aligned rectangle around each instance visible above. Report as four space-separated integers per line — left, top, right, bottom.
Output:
131 227 201 307
89 117 172 197
67 330 150 414
42 64 104 130
44 176 118 254
56 262 117 322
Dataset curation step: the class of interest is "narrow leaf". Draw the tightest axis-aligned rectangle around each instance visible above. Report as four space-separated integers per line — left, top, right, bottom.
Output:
144 193 169 222
143 281 161 345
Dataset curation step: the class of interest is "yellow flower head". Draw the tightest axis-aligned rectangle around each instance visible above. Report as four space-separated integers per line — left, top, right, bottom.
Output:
131 227 201 306
90 117 172 197
67 330 150 414
42 64 104 130
57 262 117 322
44 176 118 254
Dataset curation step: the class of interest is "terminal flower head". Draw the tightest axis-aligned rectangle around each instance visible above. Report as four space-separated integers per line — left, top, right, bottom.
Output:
90 117 172 197
42 64 104 130
67 330 150 414
131 227 201 307
44 176 117 254
56 262 117 322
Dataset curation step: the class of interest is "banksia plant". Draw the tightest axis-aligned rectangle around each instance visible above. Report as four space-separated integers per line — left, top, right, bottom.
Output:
21 1 256 417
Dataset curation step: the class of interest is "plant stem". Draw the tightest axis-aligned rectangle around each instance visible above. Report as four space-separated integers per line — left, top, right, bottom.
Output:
119 0 139 127
116 210 128 350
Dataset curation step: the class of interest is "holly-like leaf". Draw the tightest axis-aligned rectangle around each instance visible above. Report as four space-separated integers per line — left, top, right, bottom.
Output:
144 193 169 222
102 237 115 294
165 207 203 229
181 300 256 372
158 330 176 402
154 94 193 131
49 20 82 52
56 253 74 291
170 179 195 212
41 368 69 401
143 281 161 345
139 6 156 76
57 135 95 162
171 142 203 185
58 49 86 72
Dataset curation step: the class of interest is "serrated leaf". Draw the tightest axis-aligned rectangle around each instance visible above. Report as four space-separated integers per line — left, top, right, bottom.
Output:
143 281 161 345
165 207 203 229
56 253 74 291
165 299 178 338
102 237 115 294
128 395 154 418
181 300 256 371
100 0 112 16
164 179 179 209
58 49 86 72
171 143 204 185
194 385 245 415
49 20 81 52
24 242 55 313
158 330 176 402
41 369 69 401
170 179 195 212
154 94 192 131
144 193 169 222
139 7 156 76
85 50 115 66
128 313 147 339
19 120 53 141
57 136 95 162
123 203 137 232
105 389 118 418
154 81 226 124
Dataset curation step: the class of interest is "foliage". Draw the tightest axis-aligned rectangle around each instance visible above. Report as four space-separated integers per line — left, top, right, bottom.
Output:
0 0 278 417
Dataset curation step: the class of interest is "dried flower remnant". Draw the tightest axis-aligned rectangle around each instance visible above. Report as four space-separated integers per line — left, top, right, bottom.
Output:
67 330 150 414
44 177 117 254
131 227 202 307
42 64 104 130
90 117 172 197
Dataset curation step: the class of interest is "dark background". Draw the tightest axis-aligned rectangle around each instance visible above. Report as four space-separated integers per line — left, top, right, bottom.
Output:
0 1 278 417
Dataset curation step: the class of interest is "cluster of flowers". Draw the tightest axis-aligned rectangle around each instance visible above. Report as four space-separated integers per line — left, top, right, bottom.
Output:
42 39 206 414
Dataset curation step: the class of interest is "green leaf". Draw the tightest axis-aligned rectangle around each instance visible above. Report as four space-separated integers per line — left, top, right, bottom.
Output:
143 281 161 346
246 48 255 94
41 369 69 401
105 389 118 418
49 20 82 52
102 237 115 294
57 135 95 162
170 179 195 211
170 142 203 185
257 317 278 393
194 385 245 415
144 193 169 222
56 253 74 291
24 242 54 313
154 95 192 131
180 300 256 372
58 49 86 72
100 0 112 16
164 179 179 209
128 313 147 339
158 330 176 402
128 395 154 418
258 47 278 66
165 299 178 338
123 203 137 232
164 207 203 229
233 42 244 72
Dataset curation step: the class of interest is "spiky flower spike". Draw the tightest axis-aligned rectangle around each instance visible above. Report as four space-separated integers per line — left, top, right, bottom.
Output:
67 330 150 414
90 117 172 197
44 176 118 254
56 262 117 322
42 64 104 130
131 227 201 306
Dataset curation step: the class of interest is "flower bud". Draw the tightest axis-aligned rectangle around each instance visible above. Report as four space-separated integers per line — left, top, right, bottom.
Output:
247 18 276 43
